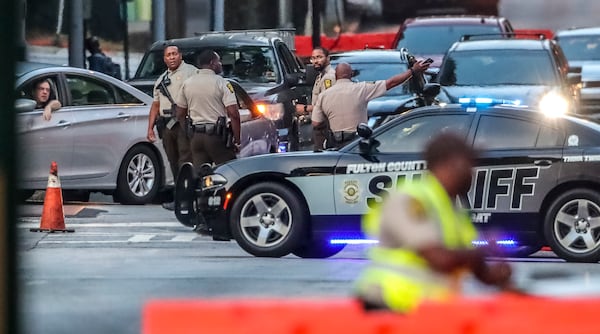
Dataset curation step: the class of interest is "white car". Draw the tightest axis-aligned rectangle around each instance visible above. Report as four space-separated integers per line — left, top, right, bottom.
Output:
554 27 600 116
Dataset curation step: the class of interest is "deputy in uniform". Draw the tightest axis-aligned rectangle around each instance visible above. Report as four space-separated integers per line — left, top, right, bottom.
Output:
354 133 513 313
147 43 198 211
175 50 241 171
295 47 336 151
311 61 430 149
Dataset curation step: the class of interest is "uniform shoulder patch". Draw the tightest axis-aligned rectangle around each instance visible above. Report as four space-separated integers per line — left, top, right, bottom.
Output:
324 79 332 89
226 82 234 93
408 198 427 221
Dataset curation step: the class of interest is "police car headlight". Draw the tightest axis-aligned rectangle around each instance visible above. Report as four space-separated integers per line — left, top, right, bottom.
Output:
539 92 569 116
201 174 227 188
257 102 284 120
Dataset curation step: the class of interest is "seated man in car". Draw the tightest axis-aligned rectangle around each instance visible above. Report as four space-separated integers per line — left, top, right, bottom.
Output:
33 78 61 121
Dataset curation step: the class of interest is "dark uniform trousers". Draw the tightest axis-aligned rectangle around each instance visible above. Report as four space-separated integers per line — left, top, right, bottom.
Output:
161 121 191 180
190 130 236 173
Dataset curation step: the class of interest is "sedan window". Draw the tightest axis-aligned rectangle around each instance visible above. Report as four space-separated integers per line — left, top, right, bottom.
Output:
474 116 540 149
374 114 471 153
17 76 61 109
66 75 115 106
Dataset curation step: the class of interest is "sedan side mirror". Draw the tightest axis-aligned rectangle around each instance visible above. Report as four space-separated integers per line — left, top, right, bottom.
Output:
15 98 37 113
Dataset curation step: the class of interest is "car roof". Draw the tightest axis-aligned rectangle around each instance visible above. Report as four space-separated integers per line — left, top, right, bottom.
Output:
403 15 504 27
555 26 600 37
330 50 409 63
148 34 273 51
15 61 65 77
450 38 550 52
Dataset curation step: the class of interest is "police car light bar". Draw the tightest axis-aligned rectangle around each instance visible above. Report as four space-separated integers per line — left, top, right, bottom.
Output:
459 97 524 109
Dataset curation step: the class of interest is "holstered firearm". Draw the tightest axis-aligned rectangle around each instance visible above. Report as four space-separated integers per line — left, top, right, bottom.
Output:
216 116 234 148
184 116 194 139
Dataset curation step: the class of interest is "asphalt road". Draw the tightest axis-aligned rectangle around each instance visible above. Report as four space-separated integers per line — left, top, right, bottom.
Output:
16 202 600 334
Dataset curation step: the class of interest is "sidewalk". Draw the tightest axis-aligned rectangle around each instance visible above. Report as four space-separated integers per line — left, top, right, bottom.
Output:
25 43 144 80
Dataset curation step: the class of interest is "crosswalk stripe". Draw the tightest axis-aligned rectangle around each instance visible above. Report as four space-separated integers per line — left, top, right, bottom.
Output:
128 234 155 242
18 221 183 228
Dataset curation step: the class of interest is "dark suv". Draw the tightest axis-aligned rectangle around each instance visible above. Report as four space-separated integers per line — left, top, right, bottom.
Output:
392 15 514 69
129 29 313 152
436 35 581 115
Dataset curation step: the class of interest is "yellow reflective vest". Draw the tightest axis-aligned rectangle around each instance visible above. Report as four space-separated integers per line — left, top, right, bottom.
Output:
356 173 477 312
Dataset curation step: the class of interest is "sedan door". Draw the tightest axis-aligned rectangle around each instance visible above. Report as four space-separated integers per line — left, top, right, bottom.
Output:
16 75 75 189
468 114 564 234
64 73 145 185
333 112 475 218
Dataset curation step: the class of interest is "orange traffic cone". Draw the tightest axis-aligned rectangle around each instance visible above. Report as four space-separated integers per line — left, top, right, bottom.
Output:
30 161 74 233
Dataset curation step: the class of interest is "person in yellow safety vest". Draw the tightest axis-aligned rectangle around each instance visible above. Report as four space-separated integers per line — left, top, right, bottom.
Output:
354 132 513 312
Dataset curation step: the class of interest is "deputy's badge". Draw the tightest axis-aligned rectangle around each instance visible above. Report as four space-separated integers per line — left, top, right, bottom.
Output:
324 79 332 89
343 180 360 204
408 198 426 220
226 82 234 93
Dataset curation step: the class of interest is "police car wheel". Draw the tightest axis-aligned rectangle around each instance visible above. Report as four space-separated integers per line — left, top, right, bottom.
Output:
174 163 197 227
114 145 162 205
292 238 346 259
544 189 600 263
230 182 308 257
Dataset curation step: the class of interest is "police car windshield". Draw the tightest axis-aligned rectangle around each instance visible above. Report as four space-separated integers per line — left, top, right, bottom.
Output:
556 35 600 61
330 61 411 96
439 49 556 86
135 47 280 84
396 24 502 54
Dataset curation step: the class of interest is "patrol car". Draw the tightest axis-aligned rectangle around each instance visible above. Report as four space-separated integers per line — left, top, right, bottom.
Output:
175 102 600 262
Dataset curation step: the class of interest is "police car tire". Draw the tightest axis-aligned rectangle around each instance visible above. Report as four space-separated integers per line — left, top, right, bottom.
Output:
115 145 162 205
230 182 308 257
292 238 346 259
544 189 600 263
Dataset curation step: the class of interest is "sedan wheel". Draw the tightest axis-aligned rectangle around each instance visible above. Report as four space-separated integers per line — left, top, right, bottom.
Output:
230 182 307 257
544 189 600 262
115 145 161 204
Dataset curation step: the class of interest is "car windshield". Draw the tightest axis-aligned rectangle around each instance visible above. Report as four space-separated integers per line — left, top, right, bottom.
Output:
439 49 557 86
556 35 600 61
135 46 280 84
396 24 502 54
330 60 410 96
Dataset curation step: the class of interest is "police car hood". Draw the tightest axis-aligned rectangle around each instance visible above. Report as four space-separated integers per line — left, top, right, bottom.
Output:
441 85 552 106
214 150 344 182
367 94 418 117
235 83 278 102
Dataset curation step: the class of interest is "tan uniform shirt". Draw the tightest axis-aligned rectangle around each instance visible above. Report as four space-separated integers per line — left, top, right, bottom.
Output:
312 79 387 132
311 64 336 104
153 61 198 116
175 69 238 124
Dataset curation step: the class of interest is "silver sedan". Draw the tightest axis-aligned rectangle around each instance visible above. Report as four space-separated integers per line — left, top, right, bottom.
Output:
16 62 279 204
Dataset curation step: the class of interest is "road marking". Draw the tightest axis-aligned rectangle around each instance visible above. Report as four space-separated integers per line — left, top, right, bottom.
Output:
128 234 155 242
18 221 183 228
171 234 198 242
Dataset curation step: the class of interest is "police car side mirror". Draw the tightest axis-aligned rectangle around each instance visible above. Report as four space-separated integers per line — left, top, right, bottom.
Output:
356 123 372 139
423 83 441 98
15 98 37 113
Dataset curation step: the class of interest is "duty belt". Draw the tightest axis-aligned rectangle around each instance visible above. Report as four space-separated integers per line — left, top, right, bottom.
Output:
193 123 217 134
333 131 357 142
